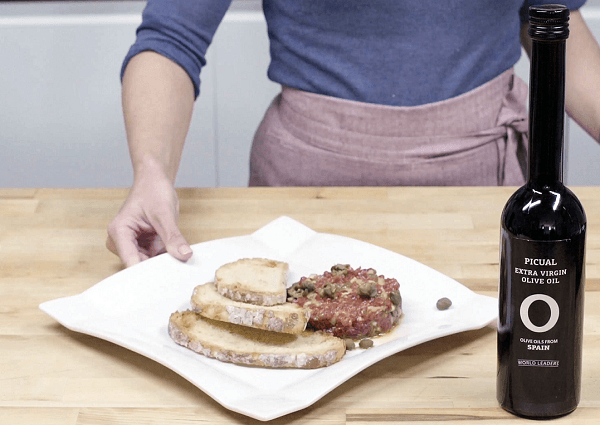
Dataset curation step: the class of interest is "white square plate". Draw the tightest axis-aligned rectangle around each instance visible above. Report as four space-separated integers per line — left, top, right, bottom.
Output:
40 216 497 421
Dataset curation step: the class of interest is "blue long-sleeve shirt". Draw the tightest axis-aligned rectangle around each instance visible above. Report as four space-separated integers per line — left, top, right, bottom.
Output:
122 0 586 106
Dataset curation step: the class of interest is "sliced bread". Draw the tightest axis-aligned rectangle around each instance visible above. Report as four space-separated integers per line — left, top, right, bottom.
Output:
214 258 288 306
191 282 310 334
169 310 345 369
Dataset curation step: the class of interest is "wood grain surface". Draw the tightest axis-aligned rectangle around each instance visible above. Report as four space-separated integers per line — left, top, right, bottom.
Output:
1 187 599 424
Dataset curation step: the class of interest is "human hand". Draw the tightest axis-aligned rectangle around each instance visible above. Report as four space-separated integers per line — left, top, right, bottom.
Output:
106 175 192 267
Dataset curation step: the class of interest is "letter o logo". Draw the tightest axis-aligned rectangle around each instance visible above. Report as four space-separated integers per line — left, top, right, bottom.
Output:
520 294 559 333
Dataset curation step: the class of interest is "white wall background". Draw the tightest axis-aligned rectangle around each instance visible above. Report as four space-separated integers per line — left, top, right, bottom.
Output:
1 0 599 188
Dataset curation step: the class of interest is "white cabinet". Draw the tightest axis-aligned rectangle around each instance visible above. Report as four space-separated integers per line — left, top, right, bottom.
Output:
0 0 275 188
1 1 599 188
1 3 145 187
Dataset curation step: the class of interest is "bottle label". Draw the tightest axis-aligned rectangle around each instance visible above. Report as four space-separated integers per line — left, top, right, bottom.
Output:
506 236 580 367
498 227 586 413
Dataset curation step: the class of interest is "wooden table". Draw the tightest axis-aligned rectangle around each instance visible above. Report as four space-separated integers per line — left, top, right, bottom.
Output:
1 187 598 424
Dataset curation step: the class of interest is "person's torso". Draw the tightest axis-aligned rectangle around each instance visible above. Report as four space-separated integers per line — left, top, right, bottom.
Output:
262 0 524 106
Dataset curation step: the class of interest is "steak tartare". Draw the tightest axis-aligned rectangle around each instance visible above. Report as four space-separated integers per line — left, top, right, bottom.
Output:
288 264 402 339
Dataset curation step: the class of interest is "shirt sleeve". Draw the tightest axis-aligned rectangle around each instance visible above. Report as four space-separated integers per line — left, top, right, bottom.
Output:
520 0 587 24
121 0 233 99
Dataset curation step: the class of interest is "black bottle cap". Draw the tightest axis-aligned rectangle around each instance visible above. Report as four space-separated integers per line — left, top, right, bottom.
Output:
529 4 569 40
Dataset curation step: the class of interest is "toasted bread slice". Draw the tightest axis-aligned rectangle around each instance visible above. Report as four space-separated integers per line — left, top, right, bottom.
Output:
169 310 345 369
191 282 309 334
214 258 288 306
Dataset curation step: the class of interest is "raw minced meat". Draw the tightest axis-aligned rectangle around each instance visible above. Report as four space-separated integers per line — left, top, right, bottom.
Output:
288 265 402 339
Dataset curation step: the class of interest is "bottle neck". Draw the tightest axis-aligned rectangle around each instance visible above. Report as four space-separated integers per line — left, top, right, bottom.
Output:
527 39 566 187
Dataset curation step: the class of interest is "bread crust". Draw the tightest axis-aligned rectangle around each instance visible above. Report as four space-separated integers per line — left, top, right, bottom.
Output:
215 287 286 306
169 311 345 369
191 283 310 334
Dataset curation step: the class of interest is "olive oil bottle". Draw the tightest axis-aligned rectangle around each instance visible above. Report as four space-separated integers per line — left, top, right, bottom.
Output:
497 4 586 418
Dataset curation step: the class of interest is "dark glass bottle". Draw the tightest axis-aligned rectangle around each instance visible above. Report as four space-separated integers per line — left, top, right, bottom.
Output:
497 4 586 418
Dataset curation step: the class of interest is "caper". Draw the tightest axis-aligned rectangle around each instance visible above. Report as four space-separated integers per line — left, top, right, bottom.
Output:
331 264 350 276
287 286 303 299
358 282 377 298
359 339 374 349
303 282 316 292
436 297 452 310
300 278 315 288
323 284 335 299
389 290 402 306
344 338 355 350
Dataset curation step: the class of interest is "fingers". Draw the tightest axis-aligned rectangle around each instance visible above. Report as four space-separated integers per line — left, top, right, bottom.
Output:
106 180 192 267
106 209 191 267
137 232 167 257
149 211 193 262
106 230 141 268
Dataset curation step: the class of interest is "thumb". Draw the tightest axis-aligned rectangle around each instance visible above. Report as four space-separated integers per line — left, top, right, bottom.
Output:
150 213 193 262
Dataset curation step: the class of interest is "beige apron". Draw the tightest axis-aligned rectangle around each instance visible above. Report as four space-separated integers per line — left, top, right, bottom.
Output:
249 68 528 187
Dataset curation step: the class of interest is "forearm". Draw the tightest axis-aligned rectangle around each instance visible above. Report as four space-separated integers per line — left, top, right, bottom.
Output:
521 11 600 142
122 51 195 183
